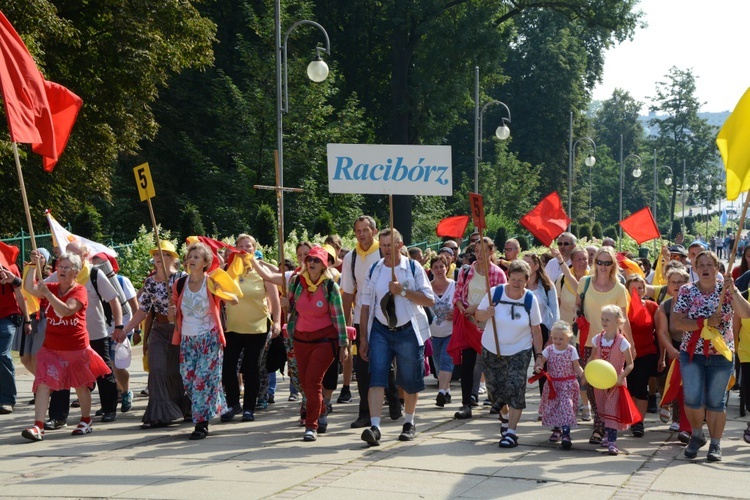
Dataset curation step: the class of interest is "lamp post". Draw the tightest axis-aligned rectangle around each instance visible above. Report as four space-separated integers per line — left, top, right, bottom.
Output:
474 66 511 194
275 0 330 261
567 111 596 229
632 151 672 253
619 147 642 248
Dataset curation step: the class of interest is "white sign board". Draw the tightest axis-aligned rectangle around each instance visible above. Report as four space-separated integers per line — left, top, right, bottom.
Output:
327 144 452 196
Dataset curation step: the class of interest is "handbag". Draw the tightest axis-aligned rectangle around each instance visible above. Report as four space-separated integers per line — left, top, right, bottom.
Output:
423 305 435 325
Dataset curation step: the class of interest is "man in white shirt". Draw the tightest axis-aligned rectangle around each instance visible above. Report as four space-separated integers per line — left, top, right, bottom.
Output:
358 228 434 446
544 232 577 282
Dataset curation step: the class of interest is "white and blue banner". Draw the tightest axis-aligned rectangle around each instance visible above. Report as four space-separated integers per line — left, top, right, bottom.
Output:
327 144 452 196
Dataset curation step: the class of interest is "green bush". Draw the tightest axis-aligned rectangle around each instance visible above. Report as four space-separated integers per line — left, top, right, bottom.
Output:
179 203 204 243
254 204 277 249
592 222 603 239
603 226 617 239
578 224 592 240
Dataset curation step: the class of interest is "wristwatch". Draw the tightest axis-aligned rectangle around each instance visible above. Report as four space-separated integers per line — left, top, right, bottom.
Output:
114 325 124 330
400 288 407 297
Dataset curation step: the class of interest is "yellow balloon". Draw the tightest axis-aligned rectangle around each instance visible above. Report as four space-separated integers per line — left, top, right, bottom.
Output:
585 359 618 390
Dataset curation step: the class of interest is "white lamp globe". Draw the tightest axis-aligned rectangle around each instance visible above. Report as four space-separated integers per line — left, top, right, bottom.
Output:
307 57 329 82
495 124 510 140
584 154 596 167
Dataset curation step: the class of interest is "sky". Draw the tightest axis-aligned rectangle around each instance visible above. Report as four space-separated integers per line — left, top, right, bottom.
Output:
592 0 750 114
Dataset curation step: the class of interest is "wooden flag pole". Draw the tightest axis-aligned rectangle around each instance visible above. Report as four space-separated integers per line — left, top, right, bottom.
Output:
145 199 172 296
389 195 396 280
479 228 501 359
11 143 42 280
253 151 303 306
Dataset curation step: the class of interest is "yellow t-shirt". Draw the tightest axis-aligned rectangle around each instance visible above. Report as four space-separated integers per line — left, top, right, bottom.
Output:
577 277 629 347
738 318 750 363
555 271 589 324
225 269 269 334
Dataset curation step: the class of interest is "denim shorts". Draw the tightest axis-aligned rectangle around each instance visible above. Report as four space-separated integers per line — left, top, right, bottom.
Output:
369 320 425 394
430 336 454 374
679 351 734 412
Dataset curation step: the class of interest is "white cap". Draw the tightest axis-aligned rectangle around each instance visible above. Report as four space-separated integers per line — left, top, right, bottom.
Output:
114 338 132 369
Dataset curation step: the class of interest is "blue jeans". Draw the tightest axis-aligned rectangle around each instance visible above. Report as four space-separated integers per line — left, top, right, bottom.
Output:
680 351 734 412
430 336 454 374
0 317 18 406
267 371 277 397
369 320 425 394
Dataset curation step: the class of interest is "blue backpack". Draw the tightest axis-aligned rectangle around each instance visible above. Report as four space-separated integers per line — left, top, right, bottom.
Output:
491 285 534 325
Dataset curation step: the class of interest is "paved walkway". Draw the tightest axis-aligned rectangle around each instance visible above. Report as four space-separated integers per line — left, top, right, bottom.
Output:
2 346 750 499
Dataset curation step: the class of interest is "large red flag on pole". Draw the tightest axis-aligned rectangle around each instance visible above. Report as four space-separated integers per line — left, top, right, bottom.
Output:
619 207 660 245
435 215 471 239
520 192 571 247
0 10 81 170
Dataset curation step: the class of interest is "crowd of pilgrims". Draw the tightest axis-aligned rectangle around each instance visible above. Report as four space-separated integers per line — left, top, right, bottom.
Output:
1 216 749 462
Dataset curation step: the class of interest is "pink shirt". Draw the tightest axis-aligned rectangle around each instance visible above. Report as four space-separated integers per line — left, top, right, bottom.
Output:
294 287 334 333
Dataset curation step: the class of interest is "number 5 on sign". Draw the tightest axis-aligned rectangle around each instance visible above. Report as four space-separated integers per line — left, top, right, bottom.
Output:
469 193 486 230
133 163 156 201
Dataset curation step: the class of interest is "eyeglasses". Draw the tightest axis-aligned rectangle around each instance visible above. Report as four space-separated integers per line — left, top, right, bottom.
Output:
306 257 322 264
504 247 517 252
558 242 573 246
595 260 614 267
58 265 75 271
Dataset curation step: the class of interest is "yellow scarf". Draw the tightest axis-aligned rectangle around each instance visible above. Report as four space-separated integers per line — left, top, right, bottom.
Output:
76 261 91 285
701 324 733 361
355 240 380 260
301 270 327 292
21 265 40 315
227 252 253 280
653 248 667 286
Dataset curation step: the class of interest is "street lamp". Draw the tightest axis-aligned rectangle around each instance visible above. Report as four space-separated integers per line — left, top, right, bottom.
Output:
275 0 330 262
567 111 596 229
632 150 672 252
474 66 511 194
620 151 642 247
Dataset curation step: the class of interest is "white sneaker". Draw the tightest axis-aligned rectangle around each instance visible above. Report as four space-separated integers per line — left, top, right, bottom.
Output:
478 383 487 395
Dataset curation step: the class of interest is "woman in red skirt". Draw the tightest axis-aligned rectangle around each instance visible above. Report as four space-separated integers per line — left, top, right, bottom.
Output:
21 250 110 441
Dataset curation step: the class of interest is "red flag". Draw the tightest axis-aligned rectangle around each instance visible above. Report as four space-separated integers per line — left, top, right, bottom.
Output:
520 192 571 247
0 11 81 170
32 81 82 171
0 241 20 275
435 215 470 238
619 207 660 245
186 236 237 273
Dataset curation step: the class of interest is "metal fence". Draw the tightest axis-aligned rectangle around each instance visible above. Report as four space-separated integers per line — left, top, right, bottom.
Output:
0 228 132 269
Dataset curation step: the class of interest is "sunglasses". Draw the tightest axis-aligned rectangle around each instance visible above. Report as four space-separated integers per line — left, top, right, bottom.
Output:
504 247 517 252
306 257 322 264
558 242 573 246
596 260 614 266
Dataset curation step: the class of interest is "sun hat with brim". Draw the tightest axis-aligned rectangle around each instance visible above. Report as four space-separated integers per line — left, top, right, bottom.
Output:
149 241 179 259
322 244 337 264
306 246 330 268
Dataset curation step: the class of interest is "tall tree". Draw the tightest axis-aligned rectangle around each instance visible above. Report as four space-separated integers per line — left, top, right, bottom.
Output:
649 67 719 231
0 0 216 235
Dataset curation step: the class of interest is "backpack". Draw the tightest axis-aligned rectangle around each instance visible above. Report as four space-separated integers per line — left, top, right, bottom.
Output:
350 247 383 289
90 267 114 326
491 284 534 325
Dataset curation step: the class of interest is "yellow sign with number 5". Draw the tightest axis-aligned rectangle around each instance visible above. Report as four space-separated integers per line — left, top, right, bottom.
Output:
133 163 156 201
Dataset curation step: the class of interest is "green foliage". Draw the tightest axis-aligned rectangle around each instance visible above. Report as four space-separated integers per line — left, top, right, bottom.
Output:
118 226 177 287
592 222 603 239
255 204 277 249
518 235 529 251
494 227 508 248
71 204 103 242
604 226 617 239
179 203 205 243
670 220 681 240
578 223 592 240
312 211 335 238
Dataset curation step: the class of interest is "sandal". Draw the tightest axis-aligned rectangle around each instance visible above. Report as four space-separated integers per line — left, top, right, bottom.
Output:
499 433 519 448
21 425 44 442
549 429 562 443
72 420 93 436
659 407 671 424
608 444 619 456
744 423 750 444
589 431 603 445
561 434 572 450
189 423 209 440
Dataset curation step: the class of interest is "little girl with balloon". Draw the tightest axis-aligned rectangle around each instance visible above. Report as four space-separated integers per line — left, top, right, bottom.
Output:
533 321 584 449
584 305 635 456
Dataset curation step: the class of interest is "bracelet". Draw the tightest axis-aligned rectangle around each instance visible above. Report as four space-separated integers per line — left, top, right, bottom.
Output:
23 320 31 325
134 328 142 334
114 325 124 330
535 353 544 358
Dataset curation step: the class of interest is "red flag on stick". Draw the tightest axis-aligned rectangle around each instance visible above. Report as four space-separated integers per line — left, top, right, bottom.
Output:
0 11 81 170
0 241 19 270
619 207 660 245
435 215 471 239
520 192 571 247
